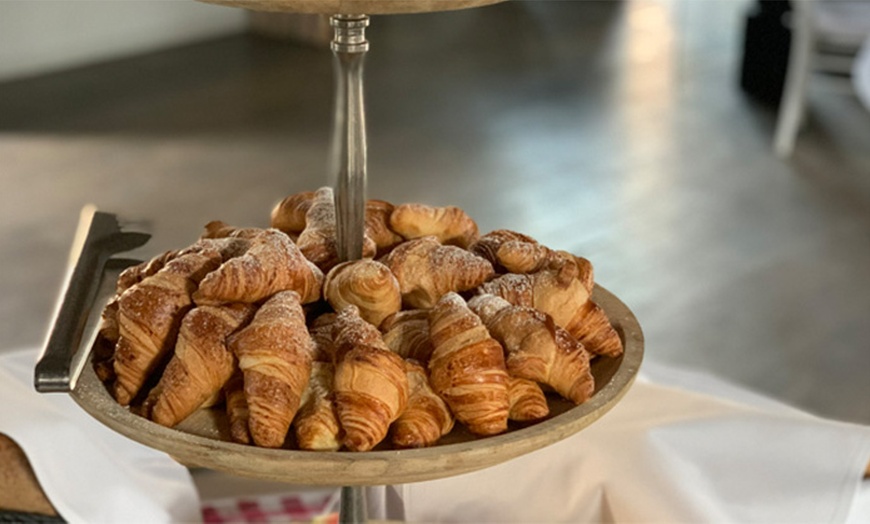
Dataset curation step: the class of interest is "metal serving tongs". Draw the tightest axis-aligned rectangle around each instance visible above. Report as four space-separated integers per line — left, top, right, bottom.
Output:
34 205 150 393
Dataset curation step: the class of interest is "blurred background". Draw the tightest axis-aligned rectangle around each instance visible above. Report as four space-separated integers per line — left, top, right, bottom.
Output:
1 0 869 431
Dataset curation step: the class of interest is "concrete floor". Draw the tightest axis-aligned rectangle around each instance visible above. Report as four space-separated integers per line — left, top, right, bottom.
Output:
2 0 870 426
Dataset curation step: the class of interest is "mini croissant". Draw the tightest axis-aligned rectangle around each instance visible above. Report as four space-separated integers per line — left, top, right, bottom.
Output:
508 377 550 422
380 309 435 363
228 291 314 448
324 259 402 328
391 359 454 448
382 236 494 309
469 294 594 405
365 199 404 256
427 292 510 436
389 203 480 248
332 306 409 451
270 190 315 235
193 229 323 306
295 187 376 271
113 249 223 406
470 229 550 274
295 361 343 451
150 303 256 428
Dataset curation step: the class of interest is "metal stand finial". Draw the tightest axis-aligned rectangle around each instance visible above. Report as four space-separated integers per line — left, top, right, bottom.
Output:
330 14 369 263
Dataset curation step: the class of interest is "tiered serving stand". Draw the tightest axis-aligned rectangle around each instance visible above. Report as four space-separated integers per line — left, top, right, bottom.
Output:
34 2 645 522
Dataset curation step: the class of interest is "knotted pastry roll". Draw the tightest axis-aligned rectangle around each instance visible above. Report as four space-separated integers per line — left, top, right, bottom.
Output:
270 190 315 235
332 306 409 451
365 199 404 256
382 236 494 309
295 361 342 451
380 309 434 363
389 203 480 249
295 187 377 271
508 377 550 422
324 259 402 328
427 292 510 436
391 359 454 448
469 294 594 405
112 249 223 406
150 302 256 427
228 291 315 448
193 229 323 305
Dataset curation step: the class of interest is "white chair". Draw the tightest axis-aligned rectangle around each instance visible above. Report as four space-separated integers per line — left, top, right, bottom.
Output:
773 0 870 157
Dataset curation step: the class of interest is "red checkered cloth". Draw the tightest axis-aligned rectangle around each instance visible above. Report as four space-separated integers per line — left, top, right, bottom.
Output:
201 490 339 524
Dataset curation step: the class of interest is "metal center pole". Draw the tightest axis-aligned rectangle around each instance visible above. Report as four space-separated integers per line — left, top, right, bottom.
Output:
331 14 369 263
330 13 370 524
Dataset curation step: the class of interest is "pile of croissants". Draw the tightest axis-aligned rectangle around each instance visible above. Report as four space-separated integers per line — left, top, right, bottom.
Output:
93 187 623 452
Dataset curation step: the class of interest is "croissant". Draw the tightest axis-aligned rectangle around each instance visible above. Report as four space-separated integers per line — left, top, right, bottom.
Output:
365 199 404 256
93 298 119 383
380 309 435 362
389 203 480 248
295 361 342 451
200 221 264 240
470 230 550 274
116 249 180 294
468 294 594 404
295 187 376 271
150 303 256 427
427 292 510 436
112 249 223 406
391 359 454 448
332 306 409 451
324 259 402 328
563 299 623 358
508 377 550 422
308 312 338 362
193 229 323 305
224 370 251 445
228 291 314 448
477 267 587 326
382 236 494 309
270 190 315 235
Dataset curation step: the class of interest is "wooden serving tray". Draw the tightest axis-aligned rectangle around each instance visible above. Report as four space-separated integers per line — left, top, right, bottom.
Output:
70 284 643 486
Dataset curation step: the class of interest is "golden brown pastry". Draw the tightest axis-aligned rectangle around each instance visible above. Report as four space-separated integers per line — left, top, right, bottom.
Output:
228 291 315 448
391 359 454 448
324 259 402 328
389 203 480 248
200 220 264 240
308 312 338 362
270 191 315 235
93 298 119 383
470 229 550 274
468 294 595 404
112 249 223 406
295 361 342 451
365 199 404 256
116 250 180 294
295 187 376 271
508 377 550 422
427 292 510 436
150 303 256 427
193 229 323 305
380 309 435 362
563 299 623 358
332 306 409 451
224 370 251 445
382 236 494 309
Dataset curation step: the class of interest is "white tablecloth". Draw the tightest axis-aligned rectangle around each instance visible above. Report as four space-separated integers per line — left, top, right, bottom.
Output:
3 347 870 523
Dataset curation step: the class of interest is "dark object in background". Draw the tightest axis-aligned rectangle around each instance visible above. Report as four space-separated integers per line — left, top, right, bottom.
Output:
739 0 793 106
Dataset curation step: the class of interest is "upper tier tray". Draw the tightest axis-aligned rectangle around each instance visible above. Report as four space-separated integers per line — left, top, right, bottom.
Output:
197 0 505 15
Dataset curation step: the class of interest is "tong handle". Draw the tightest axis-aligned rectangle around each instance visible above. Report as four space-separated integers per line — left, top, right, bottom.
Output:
34 207 149 393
